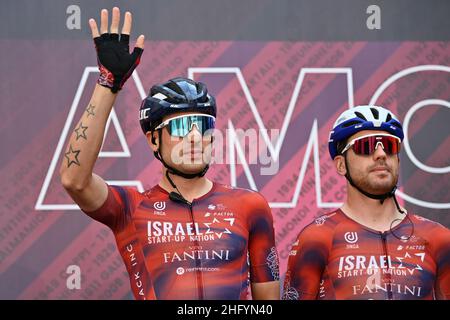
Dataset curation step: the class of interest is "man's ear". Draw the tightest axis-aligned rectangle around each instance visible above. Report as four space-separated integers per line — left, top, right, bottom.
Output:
334 155 347 176
145 130 159 152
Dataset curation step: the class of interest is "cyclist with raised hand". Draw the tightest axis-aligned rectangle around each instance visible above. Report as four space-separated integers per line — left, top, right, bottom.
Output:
60 7 279 300
283 105 449 300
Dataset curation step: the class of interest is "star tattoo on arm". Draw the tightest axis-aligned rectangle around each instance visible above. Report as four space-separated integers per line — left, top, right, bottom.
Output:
74 122 88 140
64 145 81 168
85 103 95 117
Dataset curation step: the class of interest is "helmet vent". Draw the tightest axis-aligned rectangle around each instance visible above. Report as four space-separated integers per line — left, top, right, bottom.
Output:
342 120 361 128
166 81 183 95
386 113 392 122
370 108 379 119
354 111 367 121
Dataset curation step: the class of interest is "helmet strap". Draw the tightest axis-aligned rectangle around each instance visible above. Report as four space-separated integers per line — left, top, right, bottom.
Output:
344 155 405 214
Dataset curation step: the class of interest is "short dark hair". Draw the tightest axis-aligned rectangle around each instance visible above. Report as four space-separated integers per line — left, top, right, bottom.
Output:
336 140 348 156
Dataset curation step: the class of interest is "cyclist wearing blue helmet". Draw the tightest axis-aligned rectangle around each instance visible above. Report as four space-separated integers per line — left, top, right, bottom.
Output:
283 105 450 300
139 77 217 186
60 7 280 300
328 105 404 210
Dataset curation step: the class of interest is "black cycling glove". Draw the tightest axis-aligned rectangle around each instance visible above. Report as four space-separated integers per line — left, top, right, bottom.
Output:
94 33 143 93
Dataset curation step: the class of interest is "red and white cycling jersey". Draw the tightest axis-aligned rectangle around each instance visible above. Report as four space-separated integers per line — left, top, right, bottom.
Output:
83 182 279 300
283 209 450 300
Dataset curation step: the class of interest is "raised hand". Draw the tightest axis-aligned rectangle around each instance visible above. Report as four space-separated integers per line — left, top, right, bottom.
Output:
89 7 145 93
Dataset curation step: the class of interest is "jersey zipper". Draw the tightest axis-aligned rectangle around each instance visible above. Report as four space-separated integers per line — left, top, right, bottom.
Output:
188 202 204 300
380 232 393 300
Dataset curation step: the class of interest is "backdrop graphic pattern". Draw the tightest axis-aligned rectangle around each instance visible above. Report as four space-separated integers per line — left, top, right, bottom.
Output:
0 40 449 299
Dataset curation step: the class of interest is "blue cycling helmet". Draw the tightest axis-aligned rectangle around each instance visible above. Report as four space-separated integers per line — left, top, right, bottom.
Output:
139 77 216 134
139 77 217 180
328 105 404 159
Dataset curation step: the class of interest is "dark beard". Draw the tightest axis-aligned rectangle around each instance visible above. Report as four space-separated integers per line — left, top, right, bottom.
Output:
355 173 398 195
345 157 398 195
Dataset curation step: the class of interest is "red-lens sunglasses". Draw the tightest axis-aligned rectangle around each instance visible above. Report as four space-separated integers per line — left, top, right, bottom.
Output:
341 134 401 156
